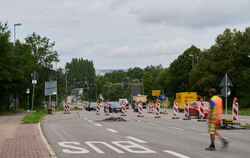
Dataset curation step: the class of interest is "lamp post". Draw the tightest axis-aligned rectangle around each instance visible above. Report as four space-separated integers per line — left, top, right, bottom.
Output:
14 23 22 44
189 54 194 69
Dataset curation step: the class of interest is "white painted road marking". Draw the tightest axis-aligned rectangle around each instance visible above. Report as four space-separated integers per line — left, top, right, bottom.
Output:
163 150 191 158
169 127 184 131
88 120 93 123
112 141 156 153
106 128 118 133
58 142 89 154
84 117 88 120
95 123 103 127
126 136 147 143
85 141 124 154
202 133 209 136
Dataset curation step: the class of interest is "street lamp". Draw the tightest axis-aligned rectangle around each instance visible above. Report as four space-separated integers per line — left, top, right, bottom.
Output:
14 23 22 44
62 69 69 95
189 54 194 69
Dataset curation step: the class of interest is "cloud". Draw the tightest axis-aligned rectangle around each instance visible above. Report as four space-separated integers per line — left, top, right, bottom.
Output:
131 0 250 28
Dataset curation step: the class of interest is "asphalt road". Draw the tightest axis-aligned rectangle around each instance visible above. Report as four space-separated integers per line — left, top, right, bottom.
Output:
41 108 250 158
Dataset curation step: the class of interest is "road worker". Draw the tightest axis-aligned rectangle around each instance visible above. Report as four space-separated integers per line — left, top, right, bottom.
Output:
205 88 229 150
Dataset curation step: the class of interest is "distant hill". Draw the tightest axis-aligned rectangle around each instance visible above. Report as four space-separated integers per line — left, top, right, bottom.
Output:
95 69 128 76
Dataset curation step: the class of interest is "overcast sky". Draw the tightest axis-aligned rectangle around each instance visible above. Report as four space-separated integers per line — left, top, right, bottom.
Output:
1 0 250 69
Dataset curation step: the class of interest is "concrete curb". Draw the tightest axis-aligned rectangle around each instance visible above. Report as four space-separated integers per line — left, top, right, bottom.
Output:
38 119 57 158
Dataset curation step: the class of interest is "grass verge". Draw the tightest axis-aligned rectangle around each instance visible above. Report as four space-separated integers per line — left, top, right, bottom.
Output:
22 109 47 123
224 108 250 115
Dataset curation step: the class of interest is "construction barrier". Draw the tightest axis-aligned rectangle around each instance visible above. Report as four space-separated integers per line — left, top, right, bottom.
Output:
198 99 206 122
104 101 110 116
164 100 168 114
155 100 161 118
121 100 127 116
233 97 239 122
148 101 154 113
137 100 144 117
172 100 179 119
183 100 191 120
52 101 56 114
64 101 71 114
96 100 100 115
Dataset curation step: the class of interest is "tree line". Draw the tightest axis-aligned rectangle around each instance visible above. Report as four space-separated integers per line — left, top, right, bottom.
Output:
0 22 60 111
97 28 250 108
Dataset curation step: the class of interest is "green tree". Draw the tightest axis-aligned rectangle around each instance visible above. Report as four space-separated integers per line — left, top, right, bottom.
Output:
25 32 59 68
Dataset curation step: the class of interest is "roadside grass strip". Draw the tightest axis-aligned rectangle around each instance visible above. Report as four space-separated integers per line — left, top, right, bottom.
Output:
163 150 191 158
22 109 47 123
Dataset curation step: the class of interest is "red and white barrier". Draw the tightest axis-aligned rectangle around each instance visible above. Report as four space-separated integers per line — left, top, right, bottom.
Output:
164 100 168 114
197 99 206 122
137 100 144 117
183 100 191 120
148 101 154 113
104 101 110 115
121 100 126 116
96 100 100 115
155 100 161 118
233 98 239 121
64 102 71 114
172 100 179 119
52 101 56 114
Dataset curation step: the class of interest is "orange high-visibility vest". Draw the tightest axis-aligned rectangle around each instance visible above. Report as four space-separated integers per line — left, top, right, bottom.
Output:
210 96 223 120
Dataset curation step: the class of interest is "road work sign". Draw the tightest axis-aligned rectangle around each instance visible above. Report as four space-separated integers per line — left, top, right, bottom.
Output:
152 90 161 96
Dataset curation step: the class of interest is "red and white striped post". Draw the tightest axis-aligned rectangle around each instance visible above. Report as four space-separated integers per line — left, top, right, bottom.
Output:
96 100 100 115
52 101 55 114
233 97 239 122
183 100 191 120
121 100 127 116
155 100 161 118
104 100 110 116
198 99 206 122
148 101 153 113
164 99 168 114
64 101 71 114
137 100 144 117
172 100 179 119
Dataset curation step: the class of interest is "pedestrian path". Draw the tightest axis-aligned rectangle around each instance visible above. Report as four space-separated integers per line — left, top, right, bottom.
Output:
0 112 50 158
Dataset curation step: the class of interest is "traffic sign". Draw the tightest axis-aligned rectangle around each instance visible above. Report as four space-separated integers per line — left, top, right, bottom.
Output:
45 81 57 96
221 87 231 97
220 74 233 87
31 71 39 80
160 94 166 100
152 90 161 96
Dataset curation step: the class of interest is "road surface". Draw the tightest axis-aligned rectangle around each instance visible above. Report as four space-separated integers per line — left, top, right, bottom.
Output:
41 108 250 158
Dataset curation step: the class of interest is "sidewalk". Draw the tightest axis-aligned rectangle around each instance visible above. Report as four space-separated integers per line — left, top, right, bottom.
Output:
0 112 50 158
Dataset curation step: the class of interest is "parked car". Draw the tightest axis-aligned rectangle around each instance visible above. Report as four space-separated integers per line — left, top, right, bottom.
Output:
108 102 122 113
189 101 209 118
84 102 98 111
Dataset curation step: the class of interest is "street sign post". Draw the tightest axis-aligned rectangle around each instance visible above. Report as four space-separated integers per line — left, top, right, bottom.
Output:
26 89 30 111
31 71 39 111
45 81 57 109
220 73 233 116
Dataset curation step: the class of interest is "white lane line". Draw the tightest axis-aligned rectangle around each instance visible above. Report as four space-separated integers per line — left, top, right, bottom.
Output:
106 128 118 133
126 136 147 143
95 123 103 127
84 117 88 120
88 120 93 123
202 133 209 136
169 127 184 131
163 150 191 158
